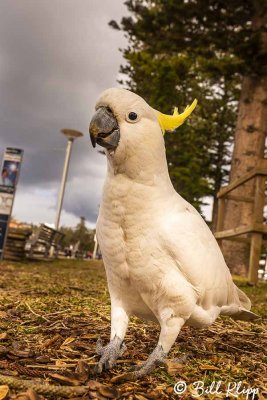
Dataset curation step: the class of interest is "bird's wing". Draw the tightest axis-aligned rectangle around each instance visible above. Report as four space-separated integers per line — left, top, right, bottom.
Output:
157 198 247 310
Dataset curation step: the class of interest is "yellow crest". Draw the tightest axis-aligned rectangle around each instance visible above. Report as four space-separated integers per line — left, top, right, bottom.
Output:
156 99 197 134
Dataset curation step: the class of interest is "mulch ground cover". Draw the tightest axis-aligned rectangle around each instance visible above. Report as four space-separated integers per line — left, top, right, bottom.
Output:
0 259 266 400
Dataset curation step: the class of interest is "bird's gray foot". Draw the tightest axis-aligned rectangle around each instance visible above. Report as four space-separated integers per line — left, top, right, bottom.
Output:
94 335 126 374
133 345 167 378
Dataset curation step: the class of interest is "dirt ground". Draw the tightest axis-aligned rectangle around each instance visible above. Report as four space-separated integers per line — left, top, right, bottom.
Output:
0 260 266 400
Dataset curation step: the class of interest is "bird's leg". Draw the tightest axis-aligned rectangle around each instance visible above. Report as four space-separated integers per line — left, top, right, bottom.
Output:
132 344 167 375
134 314 185 378
95 303 129 373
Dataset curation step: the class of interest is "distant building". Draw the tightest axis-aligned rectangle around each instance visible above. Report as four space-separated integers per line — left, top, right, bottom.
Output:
9 218 32 230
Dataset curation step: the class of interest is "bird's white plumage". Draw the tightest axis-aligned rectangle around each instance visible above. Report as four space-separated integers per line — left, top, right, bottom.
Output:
93 88 255 360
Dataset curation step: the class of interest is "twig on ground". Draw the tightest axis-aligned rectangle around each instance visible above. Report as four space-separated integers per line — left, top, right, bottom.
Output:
24 302 50 322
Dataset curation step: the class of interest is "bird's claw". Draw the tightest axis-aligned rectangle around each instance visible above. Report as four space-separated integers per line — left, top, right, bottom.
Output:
132 345 167 378
96 338 105 355
94 335 126 374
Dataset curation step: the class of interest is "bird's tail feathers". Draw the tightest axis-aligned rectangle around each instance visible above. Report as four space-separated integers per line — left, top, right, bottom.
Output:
220 285 259 321
235 285 251 310
220 304 260 321
231 308 259 321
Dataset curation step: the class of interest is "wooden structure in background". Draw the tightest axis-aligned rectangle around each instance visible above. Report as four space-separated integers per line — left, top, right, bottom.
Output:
4 228 32 261
27 224 64 259
215 160 267 285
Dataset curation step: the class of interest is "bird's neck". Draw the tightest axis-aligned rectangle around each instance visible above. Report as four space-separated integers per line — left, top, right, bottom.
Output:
101 146 179 222
105 143 172 187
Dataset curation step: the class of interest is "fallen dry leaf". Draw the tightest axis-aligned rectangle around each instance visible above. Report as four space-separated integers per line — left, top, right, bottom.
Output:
87 380 102 390
55 359 69 367
0 385 9 400
41 334 62 348
165 359 185 376
35 355 50 364
49 372 82 386
74 360 90 382
0 333 7 341
98 385 119 399
199 364 221 371
110 372 135 383
9 348 33 358
61 336 76 347
134 395 148 400
89 392 98 399
164 387 174 396
75 360 90 374
80 334 98 339
25 388 40 400
146 389 162 399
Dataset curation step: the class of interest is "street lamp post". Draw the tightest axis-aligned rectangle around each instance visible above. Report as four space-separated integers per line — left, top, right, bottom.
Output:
93 233 98 259
54 129 83 230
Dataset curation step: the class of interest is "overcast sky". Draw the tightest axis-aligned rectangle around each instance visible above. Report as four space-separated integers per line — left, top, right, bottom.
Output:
0 0 128 228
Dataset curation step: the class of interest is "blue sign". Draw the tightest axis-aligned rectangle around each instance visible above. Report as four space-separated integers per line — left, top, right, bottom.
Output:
0 148 23 258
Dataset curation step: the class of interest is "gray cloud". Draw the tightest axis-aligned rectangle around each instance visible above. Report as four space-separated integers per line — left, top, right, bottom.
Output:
0 0 127 226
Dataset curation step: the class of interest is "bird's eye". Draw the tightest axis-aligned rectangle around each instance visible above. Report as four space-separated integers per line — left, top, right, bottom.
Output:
126 112 138 123
128 112 137 120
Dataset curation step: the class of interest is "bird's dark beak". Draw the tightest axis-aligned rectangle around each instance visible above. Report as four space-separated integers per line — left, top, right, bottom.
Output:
89 107 120 150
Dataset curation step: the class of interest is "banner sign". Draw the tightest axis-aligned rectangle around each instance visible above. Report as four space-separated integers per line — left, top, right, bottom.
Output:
0 186 14 215
0 148 23 258
0 215 9 253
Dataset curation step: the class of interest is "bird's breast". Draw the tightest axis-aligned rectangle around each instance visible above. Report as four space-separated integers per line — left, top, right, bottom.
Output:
97 174 174 284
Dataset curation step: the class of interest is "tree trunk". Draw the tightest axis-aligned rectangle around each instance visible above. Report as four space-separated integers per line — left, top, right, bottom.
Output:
221 10 267 276
222 77 266 275
211 195 218 232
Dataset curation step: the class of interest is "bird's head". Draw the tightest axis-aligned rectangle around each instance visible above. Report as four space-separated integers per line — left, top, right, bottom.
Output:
89 88 197 170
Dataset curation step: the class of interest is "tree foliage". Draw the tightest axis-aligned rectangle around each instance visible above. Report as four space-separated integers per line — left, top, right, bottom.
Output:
60 217 95 252
110 0 266 213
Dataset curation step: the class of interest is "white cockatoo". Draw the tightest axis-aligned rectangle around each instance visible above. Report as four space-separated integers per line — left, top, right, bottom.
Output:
89 88 257 377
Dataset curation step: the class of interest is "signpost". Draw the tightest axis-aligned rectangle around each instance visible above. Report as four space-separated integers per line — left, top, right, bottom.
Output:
0 148 23 260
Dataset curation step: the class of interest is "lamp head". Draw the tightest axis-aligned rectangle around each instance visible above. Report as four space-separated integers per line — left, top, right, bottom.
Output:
61 129 83 140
